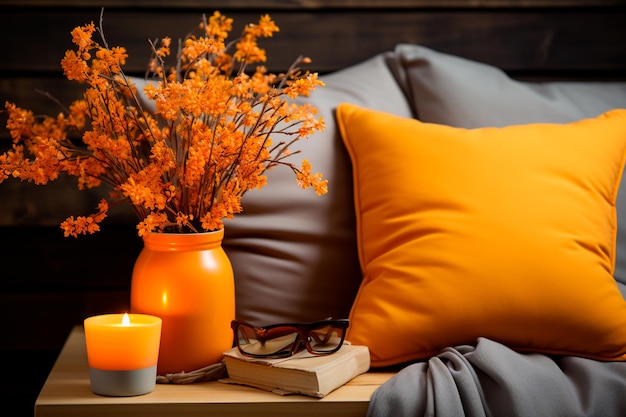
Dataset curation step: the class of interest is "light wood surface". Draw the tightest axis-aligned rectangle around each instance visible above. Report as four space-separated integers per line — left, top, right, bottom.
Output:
35 327 395 417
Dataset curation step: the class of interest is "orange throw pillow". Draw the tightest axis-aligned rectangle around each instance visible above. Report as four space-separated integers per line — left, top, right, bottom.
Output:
336 103 626 367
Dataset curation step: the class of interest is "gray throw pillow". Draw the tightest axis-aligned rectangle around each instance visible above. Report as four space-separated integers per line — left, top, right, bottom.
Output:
222 53 415 324
390 43 626 297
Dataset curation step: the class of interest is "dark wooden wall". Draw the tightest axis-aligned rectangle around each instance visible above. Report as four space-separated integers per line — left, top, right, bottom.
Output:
1 0 625 415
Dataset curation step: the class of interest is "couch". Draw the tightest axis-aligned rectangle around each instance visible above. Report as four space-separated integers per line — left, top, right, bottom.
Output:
222 44 626 416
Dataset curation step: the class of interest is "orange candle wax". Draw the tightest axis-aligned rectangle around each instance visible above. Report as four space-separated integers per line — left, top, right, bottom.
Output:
84 313 161 371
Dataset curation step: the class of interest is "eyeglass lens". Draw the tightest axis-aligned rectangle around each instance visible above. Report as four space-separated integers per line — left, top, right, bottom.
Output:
234 322 345 357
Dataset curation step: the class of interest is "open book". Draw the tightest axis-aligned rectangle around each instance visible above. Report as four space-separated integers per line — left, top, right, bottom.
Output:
221 344 370 398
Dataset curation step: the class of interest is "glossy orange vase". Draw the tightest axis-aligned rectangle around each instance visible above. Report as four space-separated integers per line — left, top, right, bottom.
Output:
130 229 235 375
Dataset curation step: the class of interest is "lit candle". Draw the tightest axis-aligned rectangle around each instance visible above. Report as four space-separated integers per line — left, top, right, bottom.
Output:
84 313 162 396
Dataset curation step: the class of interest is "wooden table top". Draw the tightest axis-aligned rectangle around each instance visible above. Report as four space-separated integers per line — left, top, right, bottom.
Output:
35 326 395 417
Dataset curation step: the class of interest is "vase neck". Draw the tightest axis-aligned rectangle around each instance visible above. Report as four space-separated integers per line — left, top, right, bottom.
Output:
141 229 224 252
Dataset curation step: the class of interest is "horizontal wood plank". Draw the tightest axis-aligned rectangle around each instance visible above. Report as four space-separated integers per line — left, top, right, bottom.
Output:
3 0 626 8
0 225 141 291
2 8 625 75
0 291 131 350
0 173 138 226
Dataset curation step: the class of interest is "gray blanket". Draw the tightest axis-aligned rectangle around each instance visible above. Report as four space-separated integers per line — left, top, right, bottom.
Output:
367 337 626 417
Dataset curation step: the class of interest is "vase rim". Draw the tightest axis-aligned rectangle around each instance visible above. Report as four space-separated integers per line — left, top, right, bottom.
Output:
143 228 223 236
141 228 224 250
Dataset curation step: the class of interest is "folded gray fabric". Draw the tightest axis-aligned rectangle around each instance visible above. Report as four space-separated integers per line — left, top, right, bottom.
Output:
367 338 626 417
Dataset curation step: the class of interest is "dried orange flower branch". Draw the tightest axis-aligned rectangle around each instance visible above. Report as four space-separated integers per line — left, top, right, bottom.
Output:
0 11 327 237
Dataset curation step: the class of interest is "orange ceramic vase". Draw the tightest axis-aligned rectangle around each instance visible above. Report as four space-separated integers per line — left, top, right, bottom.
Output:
130 229 235 375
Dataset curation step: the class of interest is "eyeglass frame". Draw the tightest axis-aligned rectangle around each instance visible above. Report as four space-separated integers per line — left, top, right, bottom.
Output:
230 318 349 359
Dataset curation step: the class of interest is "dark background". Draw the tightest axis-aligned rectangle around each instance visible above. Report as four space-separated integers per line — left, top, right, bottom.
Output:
1 0 625 415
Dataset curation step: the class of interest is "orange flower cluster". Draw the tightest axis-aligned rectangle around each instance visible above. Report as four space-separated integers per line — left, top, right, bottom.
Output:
1 11 326 237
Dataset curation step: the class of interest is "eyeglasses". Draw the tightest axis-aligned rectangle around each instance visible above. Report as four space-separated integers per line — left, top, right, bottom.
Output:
231 318 349 359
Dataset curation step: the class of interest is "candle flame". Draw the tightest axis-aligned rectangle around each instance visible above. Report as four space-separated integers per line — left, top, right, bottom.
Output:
122 312 130 326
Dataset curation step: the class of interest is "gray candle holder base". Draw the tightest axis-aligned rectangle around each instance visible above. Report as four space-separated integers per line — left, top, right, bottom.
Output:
89 365 157 396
